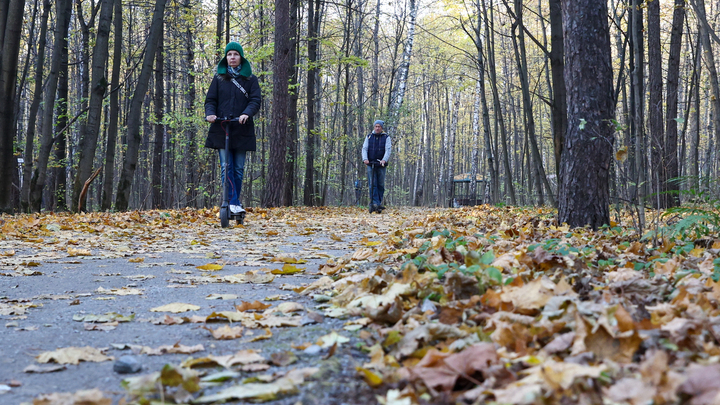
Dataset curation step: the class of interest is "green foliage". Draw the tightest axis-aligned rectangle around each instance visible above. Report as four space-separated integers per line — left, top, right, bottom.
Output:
644 185 720 242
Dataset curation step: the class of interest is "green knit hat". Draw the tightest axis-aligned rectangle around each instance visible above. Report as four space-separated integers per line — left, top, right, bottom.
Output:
217 42 252 77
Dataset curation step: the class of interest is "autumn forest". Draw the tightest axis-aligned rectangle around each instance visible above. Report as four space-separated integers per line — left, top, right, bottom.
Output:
0 0 717 222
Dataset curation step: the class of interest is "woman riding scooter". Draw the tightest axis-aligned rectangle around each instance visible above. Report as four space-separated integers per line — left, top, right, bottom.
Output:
204 42 262 215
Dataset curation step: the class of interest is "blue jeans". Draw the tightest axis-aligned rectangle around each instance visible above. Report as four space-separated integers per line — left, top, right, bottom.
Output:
218 149 247 206
367 165 386 206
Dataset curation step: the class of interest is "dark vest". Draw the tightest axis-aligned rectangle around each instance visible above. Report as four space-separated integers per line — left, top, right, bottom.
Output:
367 132 388 162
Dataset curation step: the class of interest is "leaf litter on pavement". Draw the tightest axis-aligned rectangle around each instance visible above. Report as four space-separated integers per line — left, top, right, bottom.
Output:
1 205 719 403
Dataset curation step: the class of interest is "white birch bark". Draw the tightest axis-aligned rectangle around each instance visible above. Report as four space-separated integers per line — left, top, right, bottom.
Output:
447 89 459 206
387 0 418 136
470 80 481 205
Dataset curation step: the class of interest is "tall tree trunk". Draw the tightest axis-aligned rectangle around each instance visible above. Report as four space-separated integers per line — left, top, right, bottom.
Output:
662 0 684 207
73 0 100 208
72 0 114 212
285 0 299 205
483 0 515 205
101 0 123 210
507 0 554 207
0 0 26 213
470 80 481 206
558 0 614 229
216 0 223 56
20 0 50 212
446 89 459 207
689 32 702 192
631 0 646 227
692 0 720 188
28 0 72 212
114 0 167 211
413 79 429 206
355 0 366 185
549 0 566 179
387 0 417 136
371 0 379 111
53 26 71 211
263 0 290 207
151 24 164 209
303 0 322 206
647 0 664 208
182 0 197 208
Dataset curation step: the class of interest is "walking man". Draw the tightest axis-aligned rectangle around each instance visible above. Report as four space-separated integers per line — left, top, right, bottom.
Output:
362 120 392 213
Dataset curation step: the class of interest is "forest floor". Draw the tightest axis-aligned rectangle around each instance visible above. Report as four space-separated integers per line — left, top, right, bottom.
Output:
1 205 719 405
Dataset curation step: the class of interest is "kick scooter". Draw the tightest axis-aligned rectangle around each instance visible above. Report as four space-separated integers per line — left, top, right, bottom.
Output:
214 116 246 228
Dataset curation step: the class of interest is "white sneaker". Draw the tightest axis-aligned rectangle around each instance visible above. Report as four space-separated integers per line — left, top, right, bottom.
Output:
230 204 245 214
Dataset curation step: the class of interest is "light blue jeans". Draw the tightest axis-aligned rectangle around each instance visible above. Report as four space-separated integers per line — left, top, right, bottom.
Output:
218 149 247 206
366 165 386 206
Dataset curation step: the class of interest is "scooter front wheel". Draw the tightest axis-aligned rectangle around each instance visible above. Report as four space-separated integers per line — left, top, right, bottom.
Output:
220 207 230 228
237 212 245 225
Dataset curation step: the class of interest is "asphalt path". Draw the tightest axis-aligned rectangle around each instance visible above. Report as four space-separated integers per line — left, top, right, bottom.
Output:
0 207 401 404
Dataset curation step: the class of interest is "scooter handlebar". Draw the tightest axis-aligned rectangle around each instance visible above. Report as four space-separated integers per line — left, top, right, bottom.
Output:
206 116 240 123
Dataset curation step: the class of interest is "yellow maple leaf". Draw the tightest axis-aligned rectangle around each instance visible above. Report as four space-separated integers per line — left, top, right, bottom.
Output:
197 263 224 271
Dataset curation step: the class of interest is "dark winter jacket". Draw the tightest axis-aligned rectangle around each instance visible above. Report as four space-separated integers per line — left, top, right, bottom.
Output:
204 73 262 150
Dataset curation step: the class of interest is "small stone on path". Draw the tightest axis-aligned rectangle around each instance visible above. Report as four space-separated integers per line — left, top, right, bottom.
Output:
113 355 142 374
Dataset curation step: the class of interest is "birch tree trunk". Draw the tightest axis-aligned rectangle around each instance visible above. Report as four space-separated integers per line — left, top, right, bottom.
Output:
470 80 481 206
446 89 459 207
413 79 429 206
386 0 417 136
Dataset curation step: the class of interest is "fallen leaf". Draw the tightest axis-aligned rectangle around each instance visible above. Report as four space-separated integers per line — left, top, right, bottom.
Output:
271 264 305 275
36 346 112 365
236 301 272 312
84 321 118 331
271 351 298 366
204 325 244 340
246 270 275 284
23 364 67 373
318 331 349 349
141 342 204 355
96 286 143 296
248 328 273 342
197 263 224 271
194 368 318 403
274 302 304 313
67 247 92 257
206 293 238 300
150 303 200 313
32 389 112 405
